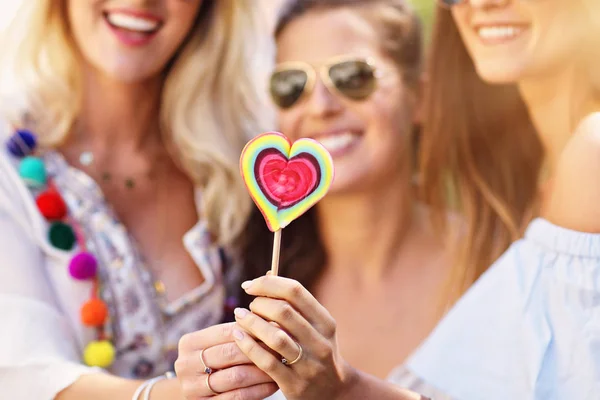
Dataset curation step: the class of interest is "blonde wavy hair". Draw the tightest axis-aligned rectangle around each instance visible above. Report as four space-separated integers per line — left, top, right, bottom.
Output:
0 0 276 245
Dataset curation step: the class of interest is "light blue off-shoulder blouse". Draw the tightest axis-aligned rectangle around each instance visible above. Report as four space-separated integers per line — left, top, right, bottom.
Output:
407 218 600 400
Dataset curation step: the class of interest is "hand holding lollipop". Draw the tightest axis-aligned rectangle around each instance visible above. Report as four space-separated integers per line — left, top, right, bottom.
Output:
235 132 365 400
173 133 333 400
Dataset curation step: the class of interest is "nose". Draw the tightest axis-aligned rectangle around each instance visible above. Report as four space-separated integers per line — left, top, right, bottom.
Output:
305 80 343 119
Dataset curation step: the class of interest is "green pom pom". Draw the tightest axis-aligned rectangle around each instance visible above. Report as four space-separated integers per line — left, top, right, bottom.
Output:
18 156 47 188
48 222 76 250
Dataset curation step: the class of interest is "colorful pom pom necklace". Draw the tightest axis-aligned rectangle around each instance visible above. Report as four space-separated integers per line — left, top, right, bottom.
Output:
6 129 115 368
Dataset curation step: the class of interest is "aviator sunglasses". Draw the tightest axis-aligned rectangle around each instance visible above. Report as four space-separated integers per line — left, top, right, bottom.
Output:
269 56 383 109
437 0 524 7
437 0 463 6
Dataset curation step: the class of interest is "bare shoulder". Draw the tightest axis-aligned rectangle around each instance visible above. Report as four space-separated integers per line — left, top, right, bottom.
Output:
543 112 600 232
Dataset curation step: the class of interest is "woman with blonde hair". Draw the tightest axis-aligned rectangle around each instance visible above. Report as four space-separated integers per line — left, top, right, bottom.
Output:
0 0 277 399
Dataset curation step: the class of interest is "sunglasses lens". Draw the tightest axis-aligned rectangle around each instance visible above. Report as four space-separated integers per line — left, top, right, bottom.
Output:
269 69 309 109
328 60 376 100
439 0 463 6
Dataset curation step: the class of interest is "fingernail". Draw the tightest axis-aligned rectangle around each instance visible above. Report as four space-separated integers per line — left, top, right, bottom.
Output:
234 307 249 319
233 329 245 341
241 280 253 290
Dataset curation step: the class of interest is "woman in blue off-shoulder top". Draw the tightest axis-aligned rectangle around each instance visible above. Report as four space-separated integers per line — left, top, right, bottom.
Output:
406 0 600 399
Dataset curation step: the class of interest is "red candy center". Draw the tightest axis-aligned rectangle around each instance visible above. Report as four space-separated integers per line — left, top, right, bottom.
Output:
256 149 321 209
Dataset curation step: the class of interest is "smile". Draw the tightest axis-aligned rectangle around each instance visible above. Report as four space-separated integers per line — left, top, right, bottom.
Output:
476 25 527 45
312 130 362 157
103 10 163 46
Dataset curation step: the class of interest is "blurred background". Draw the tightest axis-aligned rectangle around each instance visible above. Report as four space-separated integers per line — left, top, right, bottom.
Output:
0 0 20 30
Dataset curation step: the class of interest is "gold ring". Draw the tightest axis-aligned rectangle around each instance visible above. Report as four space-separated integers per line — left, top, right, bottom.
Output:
205 373 220 396
199 348 213 374
281 341 303 366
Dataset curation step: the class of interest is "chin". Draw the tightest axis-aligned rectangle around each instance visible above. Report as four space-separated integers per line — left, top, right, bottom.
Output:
99 64 162 84
474 62 524 85
327 172 370 195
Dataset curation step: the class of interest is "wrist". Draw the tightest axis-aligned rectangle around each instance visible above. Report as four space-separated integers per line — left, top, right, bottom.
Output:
146 375 183 400
335 361 361 400
132 372 180 400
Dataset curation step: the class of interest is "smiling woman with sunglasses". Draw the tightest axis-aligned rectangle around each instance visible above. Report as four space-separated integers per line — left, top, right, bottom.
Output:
174 0 453 399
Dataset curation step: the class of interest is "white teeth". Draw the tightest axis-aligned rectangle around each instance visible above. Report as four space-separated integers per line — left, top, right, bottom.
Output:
477 26 523 40
106 13 160 33
317 132 360 153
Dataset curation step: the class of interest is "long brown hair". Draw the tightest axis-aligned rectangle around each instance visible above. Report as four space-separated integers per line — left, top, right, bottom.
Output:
238 0 423 308
419 7 543 306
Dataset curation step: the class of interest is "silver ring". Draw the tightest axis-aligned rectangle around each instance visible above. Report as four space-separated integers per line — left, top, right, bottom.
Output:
205 373 220 396
281 341 303 366
199 348 213 374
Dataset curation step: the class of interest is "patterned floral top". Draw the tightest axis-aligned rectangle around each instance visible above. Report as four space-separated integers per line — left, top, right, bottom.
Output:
43 151 238 378
0 124 239 399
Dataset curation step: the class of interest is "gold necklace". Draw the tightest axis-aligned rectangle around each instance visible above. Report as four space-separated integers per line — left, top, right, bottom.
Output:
78 150 162 189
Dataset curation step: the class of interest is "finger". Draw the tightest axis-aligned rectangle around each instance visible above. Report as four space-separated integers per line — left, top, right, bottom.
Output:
234 308 301 363
175 342 279 386
179 322 237 353
241 276 336 338
249 297 315 343
182 365 274 398
214 383 279 400
232 326 295 384
202 342 252 370
209 365 275 395
202 341 282 371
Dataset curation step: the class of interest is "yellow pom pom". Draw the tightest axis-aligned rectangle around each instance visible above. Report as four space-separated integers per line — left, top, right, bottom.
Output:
83 340 115 368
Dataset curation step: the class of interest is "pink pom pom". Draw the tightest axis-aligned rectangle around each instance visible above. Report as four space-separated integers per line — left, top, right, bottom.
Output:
68 252 97 280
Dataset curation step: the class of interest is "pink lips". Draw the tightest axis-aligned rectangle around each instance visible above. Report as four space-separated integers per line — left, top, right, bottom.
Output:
104 9 163 47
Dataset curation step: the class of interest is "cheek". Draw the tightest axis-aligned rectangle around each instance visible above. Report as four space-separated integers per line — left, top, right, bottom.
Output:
365 92 414 161
527 9 588 72
451 6 469 29
451 8 474 47
370 88 412 138
67 2 86 37
277 111 302 139
169 14 198 43
167 1 203 35
66 2 102 57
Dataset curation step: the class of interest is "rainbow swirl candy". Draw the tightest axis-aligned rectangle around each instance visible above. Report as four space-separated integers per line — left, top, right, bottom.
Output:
240 132 334 232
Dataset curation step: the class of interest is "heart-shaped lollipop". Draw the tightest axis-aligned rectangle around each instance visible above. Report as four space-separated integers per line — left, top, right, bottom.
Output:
240 132 334 232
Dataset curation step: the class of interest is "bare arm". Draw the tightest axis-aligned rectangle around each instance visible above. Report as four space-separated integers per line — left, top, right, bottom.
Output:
57 367 277 400
544 112 600 232
338 369 429 400
56 374 182 400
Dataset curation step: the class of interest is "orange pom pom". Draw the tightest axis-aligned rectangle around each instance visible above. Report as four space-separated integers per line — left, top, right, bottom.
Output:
81 298 108 327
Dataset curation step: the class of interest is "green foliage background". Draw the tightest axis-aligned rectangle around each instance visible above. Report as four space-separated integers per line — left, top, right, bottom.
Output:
409 0 436 43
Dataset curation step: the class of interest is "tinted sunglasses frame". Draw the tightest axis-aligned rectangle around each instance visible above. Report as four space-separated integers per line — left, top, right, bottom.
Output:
436 0 465 8
269 56 383 109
